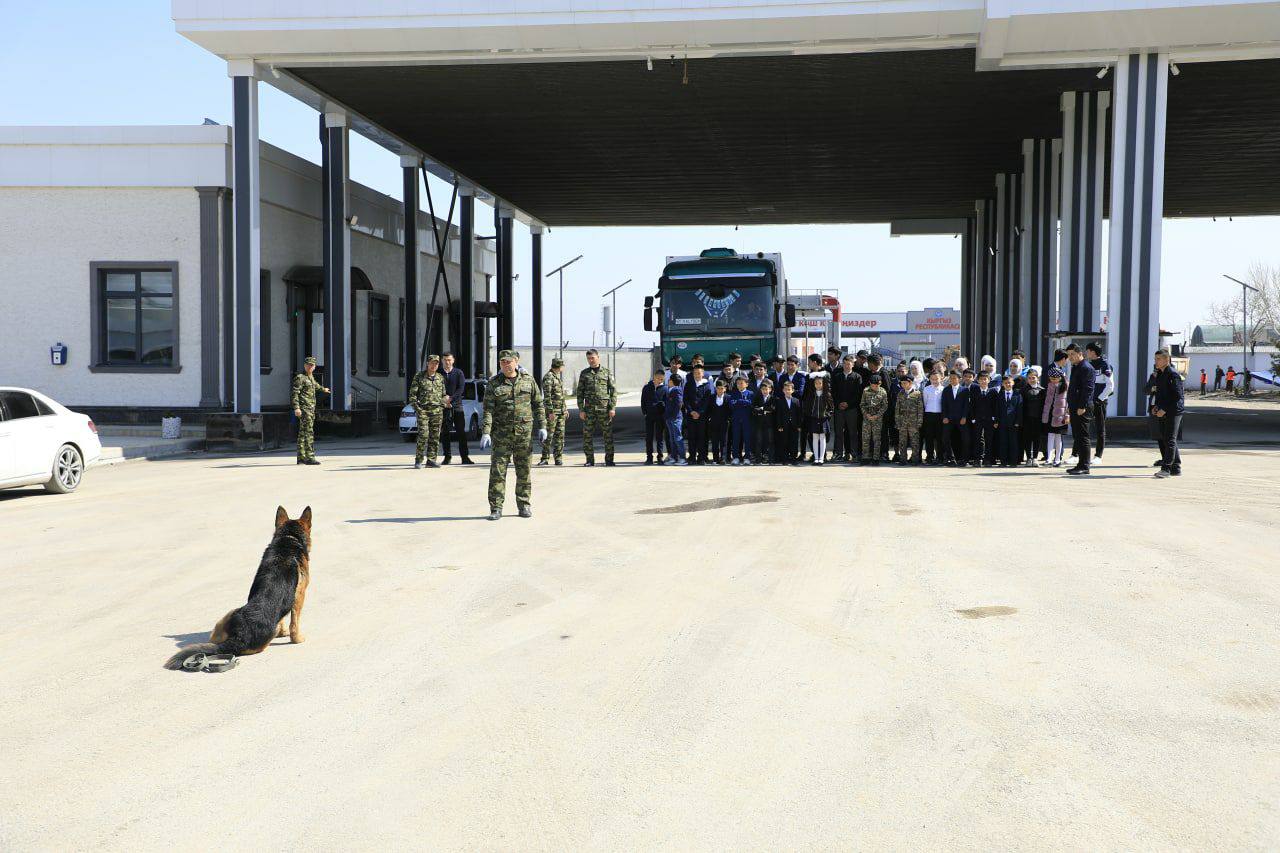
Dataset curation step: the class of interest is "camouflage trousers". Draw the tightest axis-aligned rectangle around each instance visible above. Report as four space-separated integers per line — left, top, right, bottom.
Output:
541 410 566 462
860 418 881 459
489 434 532 511
297 410 316 461
898 427 921 461
581 408 614 459
414 407 443 463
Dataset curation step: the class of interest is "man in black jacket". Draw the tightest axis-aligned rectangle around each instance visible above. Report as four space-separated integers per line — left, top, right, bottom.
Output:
1150 349 1185 478
865 355 894 460
439 352 473 464
640 369 667 465
1065 344 1097 475
830 354 863 462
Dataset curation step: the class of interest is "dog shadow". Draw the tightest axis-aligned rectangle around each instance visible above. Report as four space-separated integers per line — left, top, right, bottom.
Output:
164 631 294 648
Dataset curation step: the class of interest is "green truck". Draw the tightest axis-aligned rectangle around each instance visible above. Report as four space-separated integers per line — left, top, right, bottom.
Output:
643 248 795 368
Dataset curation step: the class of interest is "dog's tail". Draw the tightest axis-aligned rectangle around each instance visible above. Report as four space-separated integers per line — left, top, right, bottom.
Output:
163 640 241 671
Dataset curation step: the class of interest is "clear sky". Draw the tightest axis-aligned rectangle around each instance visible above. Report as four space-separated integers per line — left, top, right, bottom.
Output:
4 0 1276 353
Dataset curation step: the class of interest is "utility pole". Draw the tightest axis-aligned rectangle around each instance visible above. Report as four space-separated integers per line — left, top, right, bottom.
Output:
602 278 631 376
547 254 583 361
1224 274 1258 394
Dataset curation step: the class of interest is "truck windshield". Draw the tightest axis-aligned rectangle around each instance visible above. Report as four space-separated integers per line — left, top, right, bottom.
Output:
661 281 773 335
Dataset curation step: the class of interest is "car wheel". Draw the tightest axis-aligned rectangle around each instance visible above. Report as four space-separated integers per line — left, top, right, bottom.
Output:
45 443 84 494
469 414 480 440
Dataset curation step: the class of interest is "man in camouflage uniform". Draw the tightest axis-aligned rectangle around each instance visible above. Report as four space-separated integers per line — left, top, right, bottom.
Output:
539 357 567 466
859 372 887 465
408 354 446 468
894 374 925 464
291 356 330 465
481 350 547 520
575 348 618 466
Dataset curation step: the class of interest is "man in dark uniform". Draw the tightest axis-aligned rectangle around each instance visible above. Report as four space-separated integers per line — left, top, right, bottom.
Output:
1150 349 1185 478
1065 344 1097 475
439 352 473 465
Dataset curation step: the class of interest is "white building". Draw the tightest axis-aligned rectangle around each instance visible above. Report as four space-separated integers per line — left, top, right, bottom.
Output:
0 125 493 422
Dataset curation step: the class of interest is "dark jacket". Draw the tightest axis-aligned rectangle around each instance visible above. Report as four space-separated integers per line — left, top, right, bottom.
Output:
685 379 713 418
830 369 863 410
706 393 732 426
775 395 802 429
996 390 1023 427
966 385 999 425
728 388 754 421
1020 385 1045 428
640 381 666 419
751 392 775 424
1067 359 1097 411
662 385 684 422
777 370 806 398
802 388 833 420
441 366 467 409
1149 365 1186 415
941 384 969 421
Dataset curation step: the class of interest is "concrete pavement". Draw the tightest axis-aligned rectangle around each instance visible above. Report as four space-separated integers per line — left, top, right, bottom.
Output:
1 438 1277 850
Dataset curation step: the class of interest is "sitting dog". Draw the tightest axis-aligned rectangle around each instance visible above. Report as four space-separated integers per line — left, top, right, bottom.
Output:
165 506 312 672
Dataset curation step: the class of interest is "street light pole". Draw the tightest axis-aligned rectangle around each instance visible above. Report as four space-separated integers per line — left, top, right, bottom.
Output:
1224 274 1258 393
547 254 583 361
602 278 631 376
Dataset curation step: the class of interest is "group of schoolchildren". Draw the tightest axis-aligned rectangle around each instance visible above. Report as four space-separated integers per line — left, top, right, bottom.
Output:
639 343 1118 470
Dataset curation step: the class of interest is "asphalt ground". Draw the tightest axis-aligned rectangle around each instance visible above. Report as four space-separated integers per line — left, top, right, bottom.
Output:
1 426 1277 850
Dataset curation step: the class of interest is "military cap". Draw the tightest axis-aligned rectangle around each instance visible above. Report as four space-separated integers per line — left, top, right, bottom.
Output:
426 353 440 363
304 356 317 366
856 349 869 358
868 372 882 383
498 349 519 361
551 357 564 368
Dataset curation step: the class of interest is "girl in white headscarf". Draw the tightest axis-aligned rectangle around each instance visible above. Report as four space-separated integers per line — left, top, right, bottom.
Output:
909 360 925 387
979 354 998 382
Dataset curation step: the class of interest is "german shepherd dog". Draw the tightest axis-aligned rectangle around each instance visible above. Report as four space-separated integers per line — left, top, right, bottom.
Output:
165 506 312 671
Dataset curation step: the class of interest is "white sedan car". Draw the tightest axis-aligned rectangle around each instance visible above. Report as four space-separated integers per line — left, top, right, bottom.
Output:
399 378 487 442
0 387 102 494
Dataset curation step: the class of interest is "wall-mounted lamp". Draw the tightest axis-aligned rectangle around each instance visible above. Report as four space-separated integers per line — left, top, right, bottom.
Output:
1169 63 1180 77
1096 66 1109 79
347 215 359 227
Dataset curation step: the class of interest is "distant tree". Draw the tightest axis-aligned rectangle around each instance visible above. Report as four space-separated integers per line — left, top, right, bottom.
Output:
1208 262 1280 348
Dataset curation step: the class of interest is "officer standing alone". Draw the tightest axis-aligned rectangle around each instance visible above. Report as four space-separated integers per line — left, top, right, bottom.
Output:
539 357 567 466
575 348 618 466
482 350 547 520
408 354 445 468
291 356 330 465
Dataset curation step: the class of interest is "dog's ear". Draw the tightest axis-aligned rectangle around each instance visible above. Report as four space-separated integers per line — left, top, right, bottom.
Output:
299 506 312 530
275 506 289 528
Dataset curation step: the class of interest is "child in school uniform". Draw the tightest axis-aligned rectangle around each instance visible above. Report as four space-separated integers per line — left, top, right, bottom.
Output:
775 379 802 464
751 378 775 465
728 374 755 464
1019 367 1045 466
706 379 732 464
662 373 687 465
1041 365 1070 467
802 372 834 465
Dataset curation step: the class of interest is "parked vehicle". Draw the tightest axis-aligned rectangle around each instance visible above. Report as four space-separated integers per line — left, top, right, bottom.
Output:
0 388 102 494
398 378 487 442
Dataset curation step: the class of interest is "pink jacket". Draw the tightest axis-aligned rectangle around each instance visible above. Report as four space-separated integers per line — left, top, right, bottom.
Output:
1042 380 1069 427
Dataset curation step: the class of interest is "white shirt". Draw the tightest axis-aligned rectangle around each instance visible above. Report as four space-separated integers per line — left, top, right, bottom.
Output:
922 384 944 413
714 395 726 407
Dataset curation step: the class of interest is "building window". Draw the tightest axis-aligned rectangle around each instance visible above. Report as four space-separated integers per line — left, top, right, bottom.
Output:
90 262 180 373
260 270 272 373
368 293 389 376
397 297 407 377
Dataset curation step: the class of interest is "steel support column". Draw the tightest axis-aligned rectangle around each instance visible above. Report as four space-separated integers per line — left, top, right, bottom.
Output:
994 171 1022 361
1059 91 1110 334
401 155 420 393
1020 138 1061 369
229 65 261 413
1107 53 1168 417
323 111 351 411
975 198 996 360
498 211 514 351
531 226 544 382
458 189 476 379
960 215 975 362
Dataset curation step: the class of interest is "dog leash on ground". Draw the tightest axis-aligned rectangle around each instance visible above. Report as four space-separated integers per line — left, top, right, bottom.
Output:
179 652 238 673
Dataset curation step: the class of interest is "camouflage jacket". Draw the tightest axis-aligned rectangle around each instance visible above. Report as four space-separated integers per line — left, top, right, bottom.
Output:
575 365 617 411
542 370 567 415
409 370 445 412
291 373 326 412
895 388 924 430
483 371 546 437
860 386 888 420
